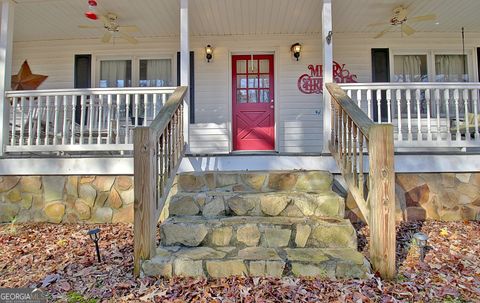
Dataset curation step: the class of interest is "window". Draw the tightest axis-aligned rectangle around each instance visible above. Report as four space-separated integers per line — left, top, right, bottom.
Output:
99 60 132 88
435 54 468 82
139 59 172 87
393 55 428 82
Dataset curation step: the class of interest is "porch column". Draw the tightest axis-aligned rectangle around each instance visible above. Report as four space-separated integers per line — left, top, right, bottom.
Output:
322 0 333 154
0 0 14 157
180 0 190 149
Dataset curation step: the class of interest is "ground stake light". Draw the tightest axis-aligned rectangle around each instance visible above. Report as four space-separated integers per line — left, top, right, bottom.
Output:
412 232 428 262
87 228 102 263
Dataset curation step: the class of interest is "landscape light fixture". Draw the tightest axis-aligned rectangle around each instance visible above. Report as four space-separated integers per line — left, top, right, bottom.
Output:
291 43 302 61
87 228 102 263
412 232 429 262
205 45 213 62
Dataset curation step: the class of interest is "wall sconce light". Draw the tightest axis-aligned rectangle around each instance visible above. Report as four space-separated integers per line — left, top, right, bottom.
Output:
205 45 213 62
291 43 302 61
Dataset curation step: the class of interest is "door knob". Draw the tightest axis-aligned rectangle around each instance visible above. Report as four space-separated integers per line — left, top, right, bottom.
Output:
270 105 274 109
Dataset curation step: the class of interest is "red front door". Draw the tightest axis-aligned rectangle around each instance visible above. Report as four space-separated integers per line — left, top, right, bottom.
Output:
232 54 275 151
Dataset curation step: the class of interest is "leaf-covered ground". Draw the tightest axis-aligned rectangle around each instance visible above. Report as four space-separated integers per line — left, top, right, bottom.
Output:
0 221 479 302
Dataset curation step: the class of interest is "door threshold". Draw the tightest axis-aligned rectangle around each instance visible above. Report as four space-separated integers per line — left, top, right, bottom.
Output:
230 150 278 155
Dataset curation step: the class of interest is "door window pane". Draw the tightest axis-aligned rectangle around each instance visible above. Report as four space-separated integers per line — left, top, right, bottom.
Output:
248 75 258 88
259 90 270 103
435 55 468 82
237 75 247 88
249 60 258 73
393 55 428 82
236 60 247 73
248 90 258 103
237 90 247 103
100 60 132 87
139 59 172 87
259 59 269 73
259 75 270 88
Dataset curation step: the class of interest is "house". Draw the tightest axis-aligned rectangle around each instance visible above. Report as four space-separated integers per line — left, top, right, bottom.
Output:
0 0 479 279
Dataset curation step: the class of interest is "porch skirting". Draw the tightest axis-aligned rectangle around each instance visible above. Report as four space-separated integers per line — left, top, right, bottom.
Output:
0 172 479 224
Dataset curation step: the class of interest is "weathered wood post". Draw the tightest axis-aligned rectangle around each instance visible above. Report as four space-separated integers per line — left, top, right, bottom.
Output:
133 127 157 277
368 124 396 279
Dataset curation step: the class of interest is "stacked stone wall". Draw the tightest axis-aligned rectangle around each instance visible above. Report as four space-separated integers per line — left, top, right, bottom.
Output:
345 173 480 222
0 176 134 224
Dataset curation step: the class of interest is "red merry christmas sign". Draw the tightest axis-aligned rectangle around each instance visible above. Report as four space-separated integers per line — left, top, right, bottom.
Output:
298 62 357 94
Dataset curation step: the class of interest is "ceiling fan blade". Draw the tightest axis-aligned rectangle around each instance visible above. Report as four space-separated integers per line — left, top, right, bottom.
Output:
374 29 390 39
119 31 138 44
118 25 140 33
78 25 100 29
401 23 416 36
368 21 390 27
409 14 437 23
101 32 112 43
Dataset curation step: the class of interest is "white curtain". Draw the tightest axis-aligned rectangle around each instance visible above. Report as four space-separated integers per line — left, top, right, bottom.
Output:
142 59 172 87
100 60 131 87
394 55 425 82
435 55 468 82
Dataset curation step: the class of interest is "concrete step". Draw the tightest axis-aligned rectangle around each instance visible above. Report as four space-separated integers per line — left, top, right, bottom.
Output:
175 171 334 194
159 216 357 249
168 191 345 219
142 246 370 279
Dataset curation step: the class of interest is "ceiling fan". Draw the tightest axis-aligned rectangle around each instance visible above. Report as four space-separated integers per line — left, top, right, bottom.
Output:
79 13 139 44
369 5 437 39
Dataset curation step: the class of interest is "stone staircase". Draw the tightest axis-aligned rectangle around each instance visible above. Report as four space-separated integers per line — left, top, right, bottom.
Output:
142 171 370 278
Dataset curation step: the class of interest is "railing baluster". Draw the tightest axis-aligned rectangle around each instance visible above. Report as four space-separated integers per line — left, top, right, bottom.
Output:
10 97 17 146
415 89 422 141
463 89 470 141
445 89 451 142
376 90 382 123
474 89 479 139
356 90 361 107
107 94 113 144
352 124 358 187
454 89 461 141
125 94 130 144
144 93 148 126
45 96 51 145
396 90 402 141
134 94 139 127
386 89 391 123
358 134 364 199
62 95 68 145
367 89 372 119
435 89 441 141
425 89 432 141
88 94 94 144
53 96 59 146
406 89 412 141
27 96 33 146
153 93 158 119
80 95 86 145
71 95 76 145
116 94 121 144
36 97 42 145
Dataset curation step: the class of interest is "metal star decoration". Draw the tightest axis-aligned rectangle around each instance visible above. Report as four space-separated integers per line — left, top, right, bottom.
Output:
11 60 48 90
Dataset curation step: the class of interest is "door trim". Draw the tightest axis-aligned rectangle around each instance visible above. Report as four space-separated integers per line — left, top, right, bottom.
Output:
231 54 275 151
228 50 279 153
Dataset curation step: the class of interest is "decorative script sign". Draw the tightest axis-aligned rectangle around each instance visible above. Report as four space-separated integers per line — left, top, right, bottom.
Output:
297 62 357 94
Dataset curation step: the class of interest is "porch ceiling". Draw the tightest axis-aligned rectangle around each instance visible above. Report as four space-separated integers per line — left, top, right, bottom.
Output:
8 0 480 42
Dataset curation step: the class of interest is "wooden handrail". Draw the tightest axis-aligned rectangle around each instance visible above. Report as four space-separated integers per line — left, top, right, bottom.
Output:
133 86 188 276
326 83 396 280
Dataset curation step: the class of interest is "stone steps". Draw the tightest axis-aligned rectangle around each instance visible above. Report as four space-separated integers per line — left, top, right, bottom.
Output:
168 191 345 218
142 246 370 279
159 216 357 249
140 170 370 278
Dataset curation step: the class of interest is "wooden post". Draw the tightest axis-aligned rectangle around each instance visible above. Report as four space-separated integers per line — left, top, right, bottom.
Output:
0 0 15 156
368 124 396 279
180 0 190 150
133 127 157 277
322 0 333 154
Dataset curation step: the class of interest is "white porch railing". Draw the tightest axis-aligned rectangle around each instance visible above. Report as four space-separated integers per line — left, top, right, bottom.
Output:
6 87 176 153
338 83 480 148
